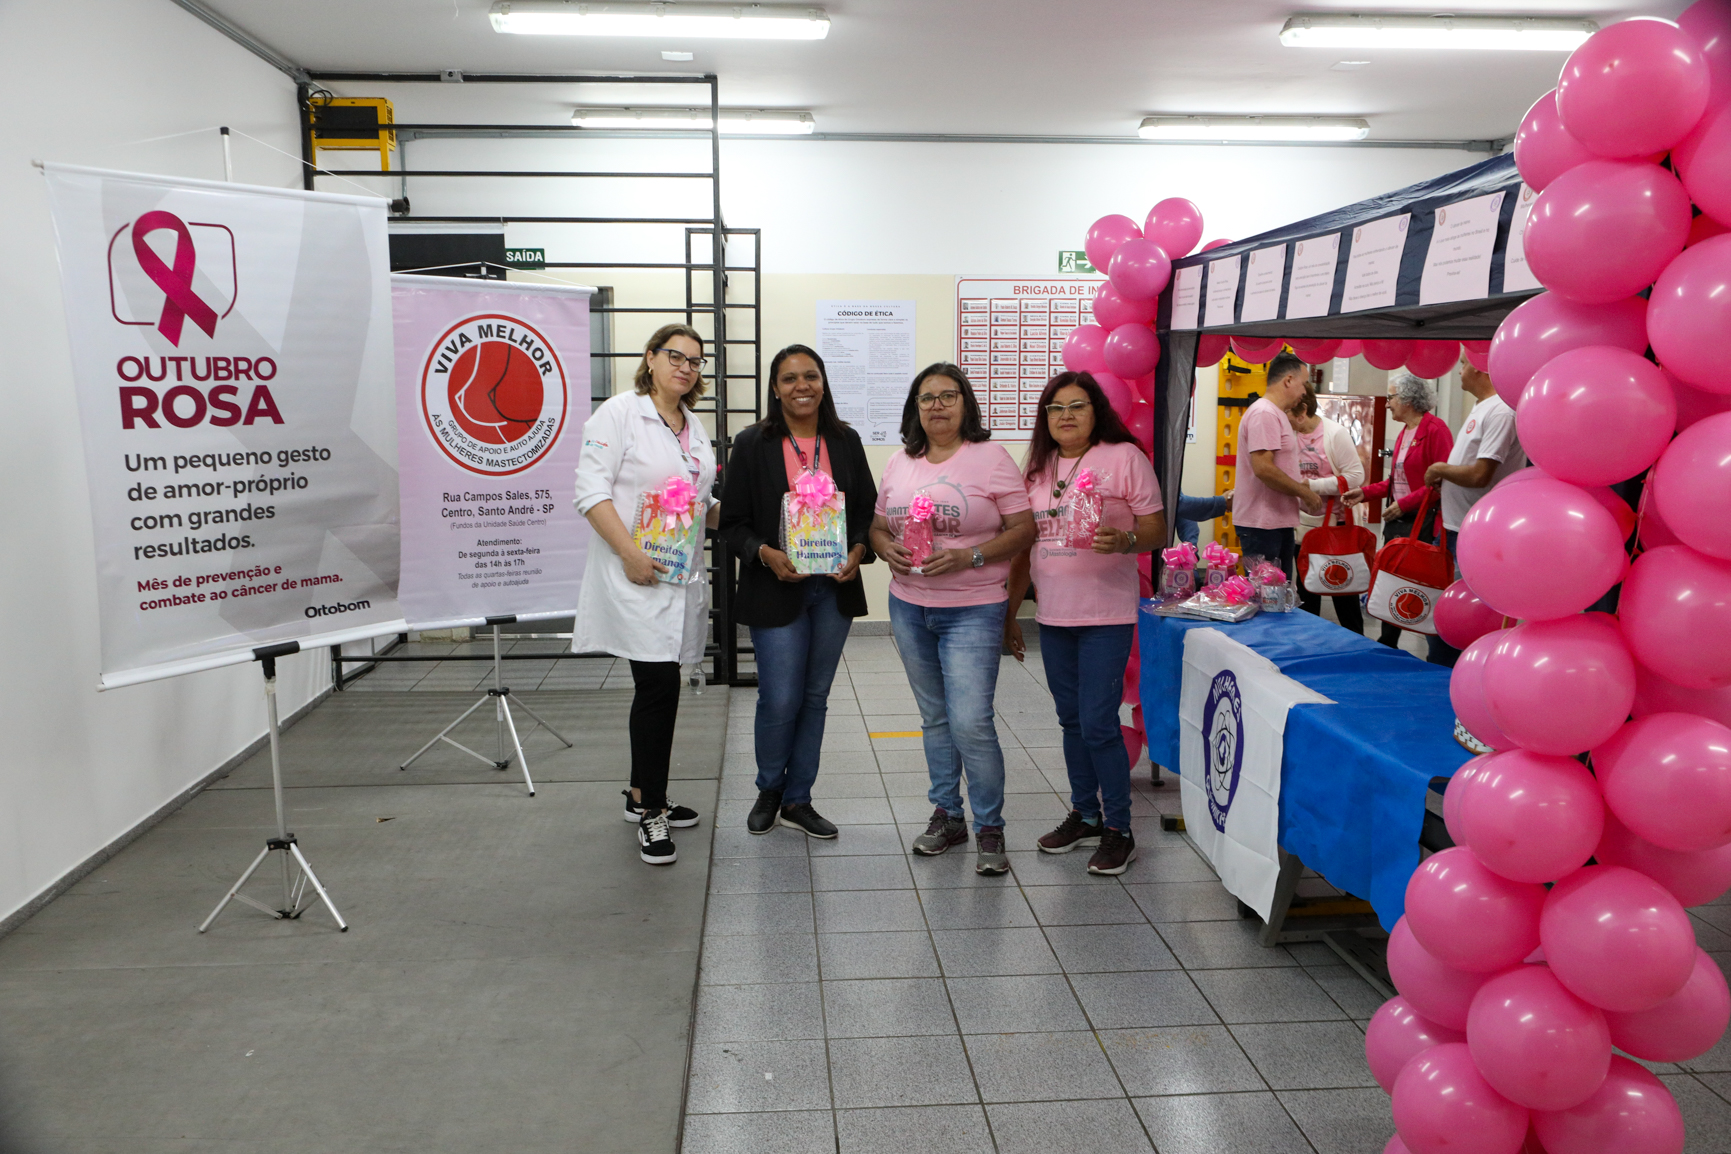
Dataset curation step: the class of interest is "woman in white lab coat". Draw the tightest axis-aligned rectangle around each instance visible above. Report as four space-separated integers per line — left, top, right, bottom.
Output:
574 323 718 865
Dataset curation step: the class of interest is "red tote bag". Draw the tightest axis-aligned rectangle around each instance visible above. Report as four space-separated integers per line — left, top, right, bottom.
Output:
1366 488 1454 635
1297 498 1378 596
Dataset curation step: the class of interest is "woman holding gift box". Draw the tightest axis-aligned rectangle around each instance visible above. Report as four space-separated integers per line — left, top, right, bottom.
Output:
574 323 719 867
1004 372 1166 876
720 345 877 840
870 364 1036 876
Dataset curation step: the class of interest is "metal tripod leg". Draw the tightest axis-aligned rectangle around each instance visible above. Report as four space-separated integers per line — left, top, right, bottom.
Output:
288 840 347 930
499 695 536 796
507 694 573 749
199 844 273 932
399 694 501 770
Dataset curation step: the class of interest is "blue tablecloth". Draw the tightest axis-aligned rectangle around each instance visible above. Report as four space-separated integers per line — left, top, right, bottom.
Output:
1139 604 1471 929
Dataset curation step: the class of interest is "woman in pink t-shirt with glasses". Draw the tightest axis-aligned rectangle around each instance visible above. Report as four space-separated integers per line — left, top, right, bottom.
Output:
1004 372 1165 876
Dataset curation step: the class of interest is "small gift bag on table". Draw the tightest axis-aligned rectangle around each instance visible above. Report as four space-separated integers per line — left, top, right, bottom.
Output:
1159 541 1198 602
1202 541 1239 588
632 475 706 584
903 492 936 572
782 470 848 575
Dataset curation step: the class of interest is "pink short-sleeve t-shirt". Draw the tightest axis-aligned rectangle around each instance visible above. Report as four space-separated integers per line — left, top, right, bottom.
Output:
875 440 1032 607
1233 396 1301 530
1025 440 1163 627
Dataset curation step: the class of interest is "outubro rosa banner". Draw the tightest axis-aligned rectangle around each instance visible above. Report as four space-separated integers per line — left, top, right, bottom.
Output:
391 275 592 630
42 164 406 688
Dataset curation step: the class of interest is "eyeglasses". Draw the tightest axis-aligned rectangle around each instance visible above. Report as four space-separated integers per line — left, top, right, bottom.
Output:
916 390 963 409
657 348 707 372
1044 400 1093 416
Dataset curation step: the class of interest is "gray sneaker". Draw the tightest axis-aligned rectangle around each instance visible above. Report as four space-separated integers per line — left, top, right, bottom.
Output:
912 807 969 856
975 826 1009 876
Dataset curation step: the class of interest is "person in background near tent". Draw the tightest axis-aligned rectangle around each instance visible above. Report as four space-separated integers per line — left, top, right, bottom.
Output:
1343 372 1454 656
720 345 876 841
1421 351 1526 667
574 323 718 866
871 364 1035 877
1290 384 1367 634
1174 491 1232 547
1004 372 1165 876
1232 352 1324 579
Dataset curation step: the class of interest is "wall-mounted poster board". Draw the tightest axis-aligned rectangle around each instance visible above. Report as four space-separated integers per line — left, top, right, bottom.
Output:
956 277 1103 440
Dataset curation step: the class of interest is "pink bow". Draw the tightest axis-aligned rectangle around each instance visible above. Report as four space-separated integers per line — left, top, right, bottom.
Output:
1251 562 1287 586
1163 542 1198 570
1203 542 1238 570
908 493 936 521
1220 575 1256 604
787 469 839 520
1073 468 1097 495
659 475 701 530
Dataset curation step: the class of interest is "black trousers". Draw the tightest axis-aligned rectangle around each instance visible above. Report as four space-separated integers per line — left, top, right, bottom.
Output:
1234 525 1297 580
1298 586 1366 634
628 660 682 812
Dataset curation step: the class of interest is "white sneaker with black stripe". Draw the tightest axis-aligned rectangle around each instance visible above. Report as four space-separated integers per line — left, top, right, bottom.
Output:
623 789 700 828
638 810 677 865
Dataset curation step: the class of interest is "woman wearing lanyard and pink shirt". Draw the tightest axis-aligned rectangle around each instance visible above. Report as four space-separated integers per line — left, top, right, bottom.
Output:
1003 372 1164 875
870 364 1036 876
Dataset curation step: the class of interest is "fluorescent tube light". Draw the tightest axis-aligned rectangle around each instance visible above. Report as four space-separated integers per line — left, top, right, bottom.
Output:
1280 13 1597 51
1138 116 1371 143
491 2 830 39
572 107 817 133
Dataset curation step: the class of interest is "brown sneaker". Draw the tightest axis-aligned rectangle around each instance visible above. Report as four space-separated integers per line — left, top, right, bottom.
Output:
1037 810 1104 854
975 827 1010 875
1087 827 1137 876
912 807 969 856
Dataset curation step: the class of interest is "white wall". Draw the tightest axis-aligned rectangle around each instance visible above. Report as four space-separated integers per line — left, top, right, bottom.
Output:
0 1 326 926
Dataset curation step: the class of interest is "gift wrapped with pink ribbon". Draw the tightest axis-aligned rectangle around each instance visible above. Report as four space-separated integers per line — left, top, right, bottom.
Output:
1060 467 1104 549
904 492 936 570
781 469 848 574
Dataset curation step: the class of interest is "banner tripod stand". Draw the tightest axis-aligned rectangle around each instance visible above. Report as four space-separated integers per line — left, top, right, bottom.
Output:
398 615 571 796
200 642 347 933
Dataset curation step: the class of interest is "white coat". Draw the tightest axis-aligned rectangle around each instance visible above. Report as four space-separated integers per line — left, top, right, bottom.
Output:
572 391 716 664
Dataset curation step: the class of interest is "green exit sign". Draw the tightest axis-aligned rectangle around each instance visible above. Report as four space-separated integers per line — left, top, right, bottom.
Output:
1058 250 1096 274
505 247 546 269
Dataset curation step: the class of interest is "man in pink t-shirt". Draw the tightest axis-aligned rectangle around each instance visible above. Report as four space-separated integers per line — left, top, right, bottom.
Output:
1233 352 1323 577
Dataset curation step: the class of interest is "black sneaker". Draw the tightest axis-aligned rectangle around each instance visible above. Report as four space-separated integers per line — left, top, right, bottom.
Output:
624 789 700 828
1037 810 1104 854
638 810 677 865
779 802 838 839
747 789 783 835
1087 827 1138 876
912 807 969 856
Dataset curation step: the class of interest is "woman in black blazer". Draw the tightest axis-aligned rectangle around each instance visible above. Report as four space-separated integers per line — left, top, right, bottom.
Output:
720 344 877 839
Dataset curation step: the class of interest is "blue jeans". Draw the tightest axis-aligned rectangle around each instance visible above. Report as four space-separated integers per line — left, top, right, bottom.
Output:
1039 623 1135 831
749 579 853 806
888 592 1007 832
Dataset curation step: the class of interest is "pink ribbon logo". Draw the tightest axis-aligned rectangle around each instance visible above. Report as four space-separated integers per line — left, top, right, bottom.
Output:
131 211 219 346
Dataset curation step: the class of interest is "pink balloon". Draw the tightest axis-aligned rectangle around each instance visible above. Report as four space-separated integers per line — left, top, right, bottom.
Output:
1671 367 1731 431
1596 711 1731 851
1515 89 1600 191
1405 847 1546 972
1367 996 1467 1094
1392 1042 1529 1154
1092 371 1134 415
1674 103 1731 229
1516 347 1675 487
1103 323 1160 379
1586 484 1637 540
1384 1137 1413 1154
1456 475 1626 621
1435 580 1506 650
1654 411 1731 559
1596 808 1731 906
1229 335 1284 363
1531 1055 1684 1154
1463 340 1492 372
1107 237 1172 302
1336 339 1364 358
1200 237 1233 253
1443 755 1494 839
1092 282 1156 330
1604 946 1731 1062
1125 398 1154 449
1289 338 1342 364
1683 0 1731 107
1453 749 1605 882
1648 234 1731 393
1482 614 1636 756
1634 662 1731 728
1144 197 1203 260
1523 160 1691 304
1084 214 1141 277
1467 966 1612 1111
1406 341 1462 379
1556 18 1710 157
1451 636 1517 752
1619 545 1731 688
1540 865 1698 1012
1690 211 1731 246
1195 333 1230 368
1363 340 1414 371
1388 917 1504 1031
1486 292 1650 408
1061 324 1108 374
1637 487 1685 550
1131 373 1157 404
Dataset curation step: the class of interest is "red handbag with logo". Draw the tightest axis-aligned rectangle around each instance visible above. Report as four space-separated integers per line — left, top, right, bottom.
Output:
1297 498 1378 596
1366 488 1453 635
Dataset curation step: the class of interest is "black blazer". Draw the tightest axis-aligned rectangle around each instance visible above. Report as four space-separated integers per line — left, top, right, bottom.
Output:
720 423 878 627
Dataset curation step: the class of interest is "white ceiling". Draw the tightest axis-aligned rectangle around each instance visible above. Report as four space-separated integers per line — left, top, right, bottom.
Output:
199 0 1689 141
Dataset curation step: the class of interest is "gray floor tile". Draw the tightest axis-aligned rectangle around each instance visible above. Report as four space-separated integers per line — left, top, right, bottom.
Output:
823 977 957 1039
920 887 1037 930
931 927 1062 977
1071 971 1221 1030
816 889 928 933
818 931 941 979
1133 1091 1312 1154
712 826 813 858
811 773 890 800
810 855 915 892
710 856 814 895
1683 1017 1731 1073
707 892 816 936
964 1031 1124 1103
818 797 898 826
1153 920 1298 969
1100 1027 1266 1097
1231 1021 1379 1090
1023 884 1148 927
835 1104 993 1154
1125 847 1223 885
811 825 906 857
987 1099 1155 1154
1045 923 1181 973
1191 968 1349 1025
908 847 1005 889
1310 966 1389 1020
695 982 826 1043
946 974 1088 1033
828 1035 980 1109
1662 1073 1731 1150
685 1040 833 1113
881 772 933 798
1124 881 1243 923
1002 849 1122 887
679 1109 837 1154
701 934 820 986
1277 1087 1396 1154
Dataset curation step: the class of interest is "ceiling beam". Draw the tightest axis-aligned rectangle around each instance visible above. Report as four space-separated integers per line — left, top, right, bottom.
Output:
165 0 310 84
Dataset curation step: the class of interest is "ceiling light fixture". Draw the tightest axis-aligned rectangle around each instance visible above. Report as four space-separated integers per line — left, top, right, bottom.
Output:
491 2 830 39
572 107 817 133
661 49 694 59
1280 13 1597 51
1138 115 1371 143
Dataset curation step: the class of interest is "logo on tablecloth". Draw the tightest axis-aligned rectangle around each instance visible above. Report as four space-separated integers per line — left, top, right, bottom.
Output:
1202 670 1244 832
